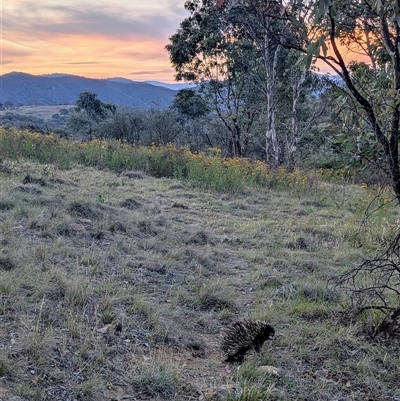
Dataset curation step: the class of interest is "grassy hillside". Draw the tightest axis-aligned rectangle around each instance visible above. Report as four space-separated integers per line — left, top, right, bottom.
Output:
0 130 400 400
0 105 73 121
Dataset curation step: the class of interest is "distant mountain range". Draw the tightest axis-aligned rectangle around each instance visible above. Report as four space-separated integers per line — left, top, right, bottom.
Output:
105 76 195 91
0 72 192 108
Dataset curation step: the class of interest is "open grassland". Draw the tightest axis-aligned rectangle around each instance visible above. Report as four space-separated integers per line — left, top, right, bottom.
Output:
0 106 73 121
1 130 400 400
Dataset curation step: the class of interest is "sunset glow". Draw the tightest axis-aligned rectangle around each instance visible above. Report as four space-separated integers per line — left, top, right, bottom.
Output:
3 0 366 82
2 0 189 82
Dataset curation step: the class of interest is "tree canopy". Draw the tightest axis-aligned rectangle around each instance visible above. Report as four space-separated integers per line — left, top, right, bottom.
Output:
210 0 400 203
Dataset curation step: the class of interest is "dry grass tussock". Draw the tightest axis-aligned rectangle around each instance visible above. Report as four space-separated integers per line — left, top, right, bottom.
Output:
0 159 400 400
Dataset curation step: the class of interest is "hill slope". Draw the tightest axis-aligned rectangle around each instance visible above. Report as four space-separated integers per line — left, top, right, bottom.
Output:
0 72 175 108
0 150 399 399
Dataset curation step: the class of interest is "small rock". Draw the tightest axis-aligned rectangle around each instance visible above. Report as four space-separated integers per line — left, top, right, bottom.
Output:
97 324 114 334
258 365 281 376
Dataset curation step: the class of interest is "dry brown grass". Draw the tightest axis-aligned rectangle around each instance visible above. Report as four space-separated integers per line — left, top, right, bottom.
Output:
0 160 400 400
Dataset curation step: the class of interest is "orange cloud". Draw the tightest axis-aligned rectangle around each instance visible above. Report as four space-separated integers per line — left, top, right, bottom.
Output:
2 0 186 82
3 33 176 81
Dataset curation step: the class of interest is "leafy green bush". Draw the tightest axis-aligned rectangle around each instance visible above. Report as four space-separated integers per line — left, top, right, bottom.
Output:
0 127 355 194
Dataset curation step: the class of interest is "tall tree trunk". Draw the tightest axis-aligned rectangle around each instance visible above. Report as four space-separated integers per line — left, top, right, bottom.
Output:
233 122 242 157
264 35 281 169
287 69 306 172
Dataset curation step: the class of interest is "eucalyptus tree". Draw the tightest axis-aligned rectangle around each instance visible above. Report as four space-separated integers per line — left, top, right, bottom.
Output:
166 0 264 157
227 0 291 166
171 88 214 151
99 107 147 144
66 91 116 139
169 0 319 167
219 0 400 204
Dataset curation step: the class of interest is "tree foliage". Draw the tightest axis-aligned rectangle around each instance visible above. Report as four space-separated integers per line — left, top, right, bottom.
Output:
67 91 116 139
172 88 210 120
218 0 400 202
167 0 266 157
167 0 320 162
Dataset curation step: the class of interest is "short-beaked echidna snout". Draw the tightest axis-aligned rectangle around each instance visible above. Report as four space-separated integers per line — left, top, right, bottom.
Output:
221 319 275 363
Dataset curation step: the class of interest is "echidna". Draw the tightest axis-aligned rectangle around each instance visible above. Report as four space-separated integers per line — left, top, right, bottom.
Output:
221 319 275 363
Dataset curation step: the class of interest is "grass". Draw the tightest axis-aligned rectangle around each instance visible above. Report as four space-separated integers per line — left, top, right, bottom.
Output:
131 363 179 398
0 130 400 400
0 105 73 121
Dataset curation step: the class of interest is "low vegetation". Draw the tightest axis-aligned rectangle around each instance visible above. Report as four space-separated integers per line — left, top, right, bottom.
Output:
0 130 400 400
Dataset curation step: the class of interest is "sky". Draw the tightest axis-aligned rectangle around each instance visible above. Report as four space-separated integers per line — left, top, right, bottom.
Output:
2 0 188 83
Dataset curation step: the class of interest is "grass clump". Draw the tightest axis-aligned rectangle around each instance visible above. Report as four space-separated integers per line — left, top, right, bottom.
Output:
0 255 17 271
131 363 179 399
0 353 8 376
226 363 276 401
64 277 91 308
197 281 237 312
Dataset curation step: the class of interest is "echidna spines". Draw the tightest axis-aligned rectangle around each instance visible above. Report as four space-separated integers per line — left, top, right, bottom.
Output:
222 319 274 363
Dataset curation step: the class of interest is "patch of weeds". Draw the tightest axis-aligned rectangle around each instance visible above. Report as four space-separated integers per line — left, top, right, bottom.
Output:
300 282 341 304
0 353 8 376
34 245 47 263
0 221 12 235
67 200 103 219
0 159 15 174
286 236 311 250
226 363 276 401
0 199 15 211
259 276 283 290
23 324 54 365
24 298 54 365
64 277 90 308
96 193 105 203
186 230 214 245
42 269 67 300
226 384 275 401
294 258 321 273
304 227 338 244
196 281 236 311
272 282 297 301
66 312 83 339
290 299 332 321
0 255 17 271
12 184 42 195
131 363 179 399
22 174 47 186
109 221 127 232
128 295 159 327
13 384 41 400
218 307 235 320
10 204 29 219
77 375 103 399
302 199 326 207
0 272 17 304
54 220 78 237
99 293 119 324
79 338 94 360
120 198 142 210
138 220 158 236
